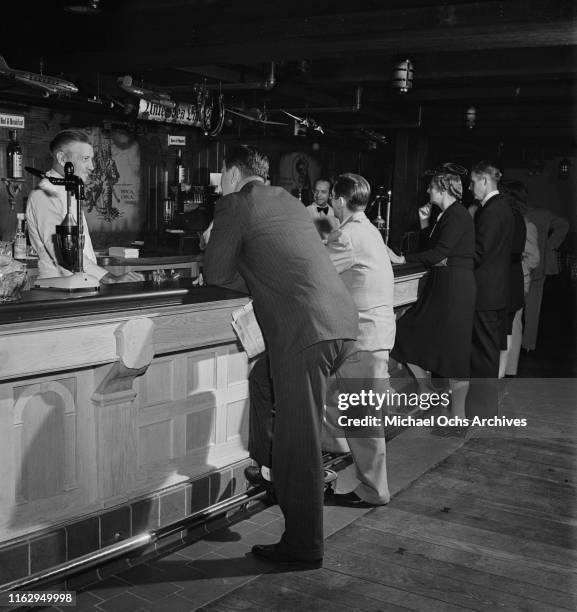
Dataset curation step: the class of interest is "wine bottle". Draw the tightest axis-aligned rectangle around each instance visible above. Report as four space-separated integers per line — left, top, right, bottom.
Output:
175 149 185 187
6 130 23 179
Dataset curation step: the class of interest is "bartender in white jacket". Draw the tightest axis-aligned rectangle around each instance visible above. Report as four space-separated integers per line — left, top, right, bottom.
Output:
26 130 141 284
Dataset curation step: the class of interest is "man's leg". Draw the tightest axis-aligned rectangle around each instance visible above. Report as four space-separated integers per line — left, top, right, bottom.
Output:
329 350 390 505
470 310 503 378
248 354 274 468
523 277 544 351
468 310 503 419
268 339 347 560
505 308 523 376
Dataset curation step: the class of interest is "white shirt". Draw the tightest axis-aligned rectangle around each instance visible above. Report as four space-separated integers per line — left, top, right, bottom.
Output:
481 189 500 206
306 203 336 221
26 170 107 280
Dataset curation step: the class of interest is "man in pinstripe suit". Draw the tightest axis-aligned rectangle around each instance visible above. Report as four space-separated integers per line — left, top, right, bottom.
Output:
204 145 358 569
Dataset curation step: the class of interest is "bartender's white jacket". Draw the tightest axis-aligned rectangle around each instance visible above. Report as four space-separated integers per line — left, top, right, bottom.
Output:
325 210 395 351
26 170 107 280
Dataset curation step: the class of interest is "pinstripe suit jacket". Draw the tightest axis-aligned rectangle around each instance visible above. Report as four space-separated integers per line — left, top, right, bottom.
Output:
204 181 359 359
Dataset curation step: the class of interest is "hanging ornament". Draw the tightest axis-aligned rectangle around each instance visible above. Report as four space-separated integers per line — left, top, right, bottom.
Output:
392 59 414 93
465 106 476 129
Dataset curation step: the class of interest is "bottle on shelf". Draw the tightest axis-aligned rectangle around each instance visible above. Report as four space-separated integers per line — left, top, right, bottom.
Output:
175 149 186 188
13 213 27 259
6 130 23 179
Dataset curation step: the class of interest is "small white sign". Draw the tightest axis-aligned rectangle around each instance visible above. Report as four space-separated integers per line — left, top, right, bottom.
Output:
168 135 186 146
0 113 25 129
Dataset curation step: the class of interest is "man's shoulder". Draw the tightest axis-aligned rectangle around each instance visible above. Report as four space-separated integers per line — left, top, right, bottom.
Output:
26 185 51 208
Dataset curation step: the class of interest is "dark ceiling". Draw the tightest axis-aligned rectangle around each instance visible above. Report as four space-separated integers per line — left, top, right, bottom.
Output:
1 0 575 150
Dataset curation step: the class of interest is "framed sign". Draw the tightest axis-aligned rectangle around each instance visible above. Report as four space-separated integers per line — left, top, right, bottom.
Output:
0 113 25 129
137 99 202 127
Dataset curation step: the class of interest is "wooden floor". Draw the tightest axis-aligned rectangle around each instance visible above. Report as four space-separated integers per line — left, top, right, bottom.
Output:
198 378 577 612
56 276 577 611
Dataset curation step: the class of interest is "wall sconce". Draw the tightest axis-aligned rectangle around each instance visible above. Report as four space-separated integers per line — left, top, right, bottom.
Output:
558 157 571 179
392 59 413 93
465 106 476 129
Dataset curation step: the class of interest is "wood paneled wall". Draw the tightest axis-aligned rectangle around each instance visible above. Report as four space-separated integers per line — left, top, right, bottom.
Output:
1 100 393 244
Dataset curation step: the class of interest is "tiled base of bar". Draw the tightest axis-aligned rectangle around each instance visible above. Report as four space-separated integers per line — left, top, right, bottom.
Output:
0 458 257 588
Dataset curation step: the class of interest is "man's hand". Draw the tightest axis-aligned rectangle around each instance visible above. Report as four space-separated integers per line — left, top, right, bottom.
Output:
101 271 145 284
386 245 406 265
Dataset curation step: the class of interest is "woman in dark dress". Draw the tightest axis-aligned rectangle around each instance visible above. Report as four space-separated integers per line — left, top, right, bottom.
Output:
388 163 475 418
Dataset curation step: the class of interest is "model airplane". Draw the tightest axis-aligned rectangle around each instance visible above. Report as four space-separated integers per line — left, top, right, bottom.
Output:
0 56 78 96
117 75 176 108
226 107 287 126
281 110 324 134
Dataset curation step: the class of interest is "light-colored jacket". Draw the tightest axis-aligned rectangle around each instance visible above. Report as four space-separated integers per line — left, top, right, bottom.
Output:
26 170 107 280
526 207 569 279
325 210 395 351
522 220 540 294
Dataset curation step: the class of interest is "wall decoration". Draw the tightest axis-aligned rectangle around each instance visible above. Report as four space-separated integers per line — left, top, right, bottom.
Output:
84 127 142 233
278 151 320 203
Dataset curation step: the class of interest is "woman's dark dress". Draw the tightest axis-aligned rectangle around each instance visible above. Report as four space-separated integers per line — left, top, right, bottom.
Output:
391 202 476 378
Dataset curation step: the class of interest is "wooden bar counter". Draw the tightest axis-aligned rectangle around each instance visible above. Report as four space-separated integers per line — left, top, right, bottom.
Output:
0 264 425 571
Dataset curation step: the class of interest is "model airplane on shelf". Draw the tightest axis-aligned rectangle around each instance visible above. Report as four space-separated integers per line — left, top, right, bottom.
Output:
0 56 78 96
281 110 325 134
117 75 176 108
226 107 288 126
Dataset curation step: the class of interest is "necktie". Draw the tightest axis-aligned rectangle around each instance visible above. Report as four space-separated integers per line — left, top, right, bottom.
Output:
317 206 329 215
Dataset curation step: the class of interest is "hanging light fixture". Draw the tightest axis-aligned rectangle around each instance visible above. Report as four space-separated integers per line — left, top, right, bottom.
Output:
558 157 571 179
392 59 414 93
465 106 477 129
64 0 101 14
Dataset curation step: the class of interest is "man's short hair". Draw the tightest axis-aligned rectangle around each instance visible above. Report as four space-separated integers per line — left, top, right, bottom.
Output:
49 130 91 156
314 178 332 190
223 145 269 180
471 160 502 183
333 173 371 211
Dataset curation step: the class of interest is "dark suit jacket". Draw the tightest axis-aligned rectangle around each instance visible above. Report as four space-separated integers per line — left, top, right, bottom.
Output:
204 180 359 359
509 208 527 313
473 192 514 311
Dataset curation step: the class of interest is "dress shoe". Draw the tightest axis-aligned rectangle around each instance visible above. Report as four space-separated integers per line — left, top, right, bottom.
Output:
251 543 322 569
244 466 277 502
244 465 270 487
325 491 377 508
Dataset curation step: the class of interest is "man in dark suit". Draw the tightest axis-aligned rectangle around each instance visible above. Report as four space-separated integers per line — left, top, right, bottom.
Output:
204 145 358 569
467 161 514 415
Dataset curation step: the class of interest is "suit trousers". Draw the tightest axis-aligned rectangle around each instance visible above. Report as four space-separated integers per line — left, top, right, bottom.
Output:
471 309 506 378
467 309 504 419
323 349 391 505
499 307 523 377
248 339 354 560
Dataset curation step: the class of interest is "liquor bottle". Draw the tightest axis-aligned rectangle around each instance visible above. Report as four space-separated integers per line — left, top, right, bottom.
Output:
6 130 23 179
175 149 186 187
13 213 27 259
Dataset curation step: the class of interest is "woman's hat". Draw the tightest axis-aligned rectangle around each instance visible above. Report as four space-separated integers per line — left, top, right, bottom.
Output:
425 162 468 177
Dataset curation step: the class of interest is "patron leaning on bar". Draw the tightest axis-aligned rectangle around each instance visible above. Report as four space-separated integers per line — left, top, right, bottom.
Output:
388 163 475 420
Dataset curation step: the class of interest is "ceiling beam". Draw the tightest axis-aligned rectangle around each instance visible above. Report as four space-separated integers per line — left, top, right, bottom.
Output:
46 1 576 73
